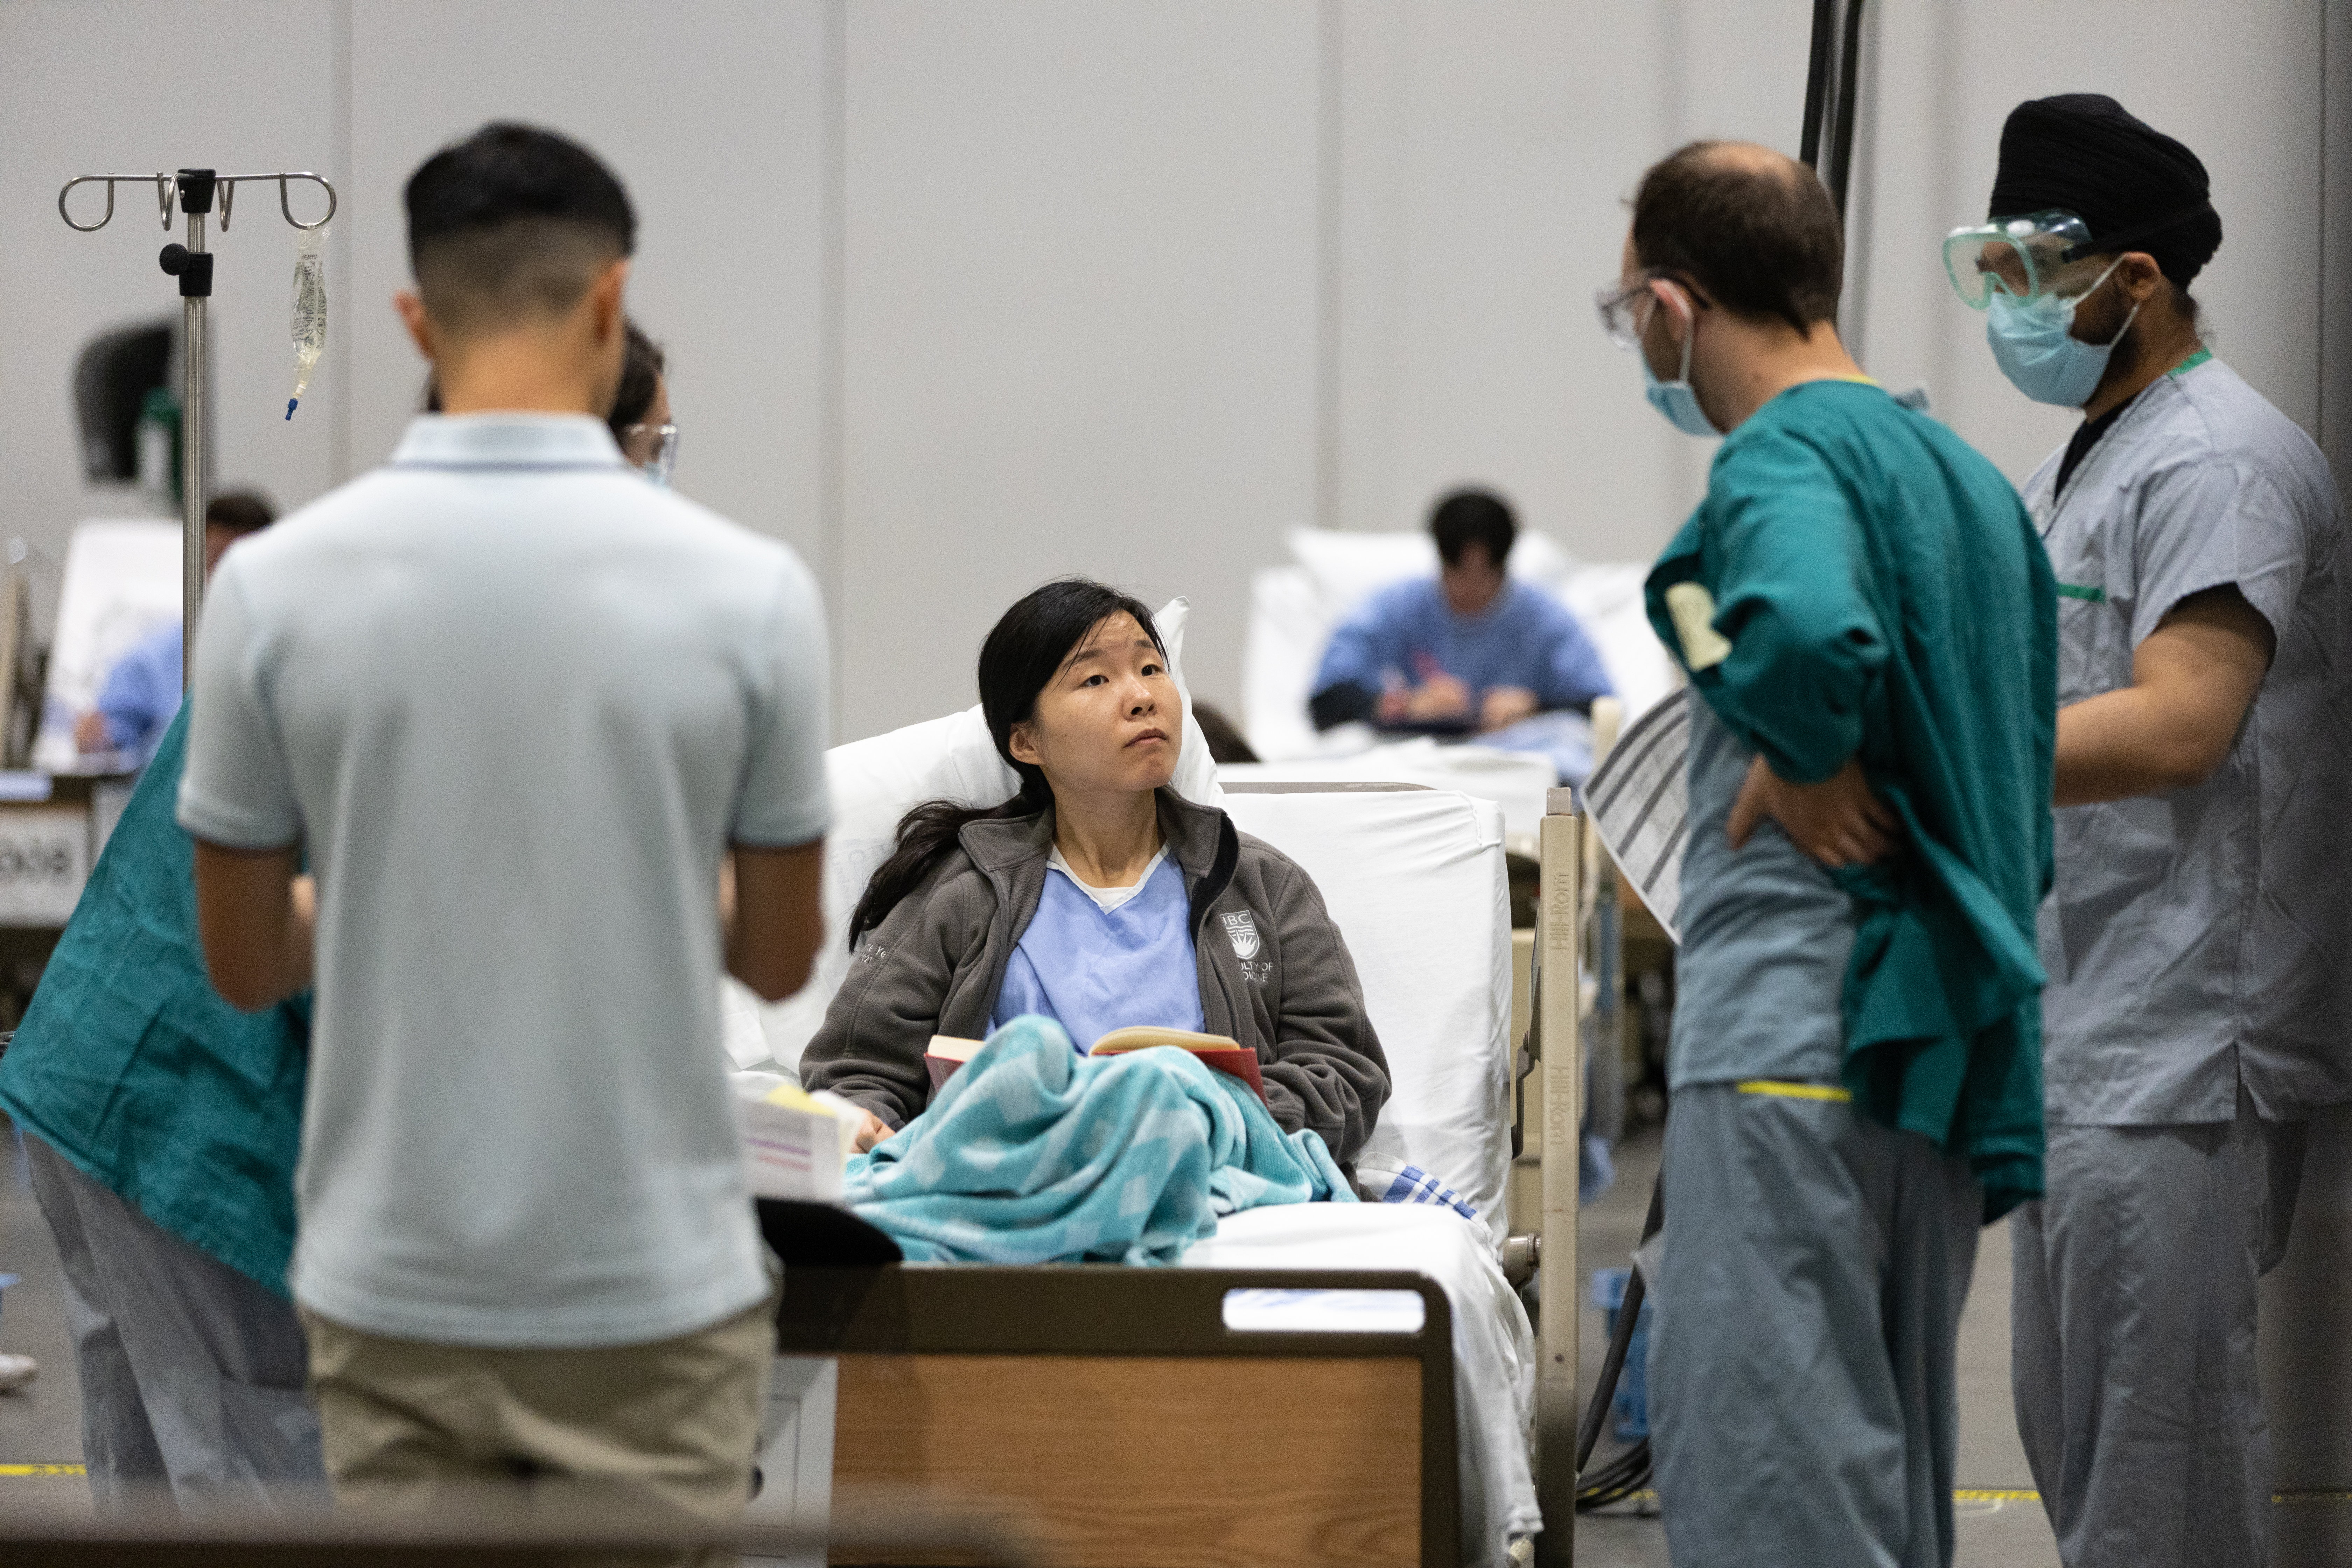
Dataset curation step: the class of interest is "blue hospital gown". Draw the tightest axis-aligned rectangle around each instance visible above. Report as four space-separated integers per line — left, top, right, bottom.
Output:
1311 578 1612 721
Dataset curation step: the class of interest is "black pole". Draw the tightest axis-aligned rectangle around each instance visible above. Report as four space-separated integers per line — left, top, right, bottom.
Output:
1798 0 1837 170
1826 0 1870 224
1573 1169 1667 1474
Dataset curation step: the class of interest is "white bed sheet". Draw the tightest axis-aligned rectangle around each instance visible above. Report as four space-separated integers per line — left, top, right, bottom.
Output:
1181 1203 1539 1566
1221 741 1558 848
1219 789 1513 1248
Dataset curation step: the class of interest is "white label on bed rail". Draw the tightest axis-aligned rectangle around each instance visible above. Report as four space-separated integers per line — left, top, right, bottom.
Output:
1582 687 1689 943
743 1356 835 1566
1222 1287 1426 1334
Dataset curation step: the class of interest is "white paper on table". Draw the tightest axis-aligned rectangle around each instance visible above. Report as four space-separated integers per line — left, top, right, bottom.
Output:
1582 686 1689 943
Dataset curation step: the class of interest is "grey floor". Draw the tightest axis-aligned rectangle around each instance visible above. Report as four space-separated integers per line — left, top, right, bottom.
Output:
0 1112 2060 1560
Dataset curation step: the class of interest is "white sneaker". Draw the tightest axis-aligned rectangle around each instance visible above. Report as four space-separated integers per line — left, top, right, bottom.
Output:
0 1352 37 1393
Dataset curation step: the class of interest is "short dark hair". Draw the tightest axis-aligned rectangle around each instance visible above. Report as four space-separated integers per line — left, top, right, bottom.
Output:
404 123 636 332
608 323 668 439
1631 142 1843 334
1430 488 1517 568
205 490 275 532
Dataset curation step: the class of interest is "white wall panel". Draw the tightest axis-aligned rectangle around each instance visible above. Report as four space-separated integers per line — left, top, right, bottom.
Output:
836 0 1320 736
345 0 827 565
0 0 2333 739
1329 1 1816 568
0 0 340 635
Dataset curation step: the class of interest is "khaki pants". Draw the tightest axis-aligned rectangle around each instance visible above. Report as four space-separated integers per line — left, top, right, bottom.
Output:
301 1290 775 1566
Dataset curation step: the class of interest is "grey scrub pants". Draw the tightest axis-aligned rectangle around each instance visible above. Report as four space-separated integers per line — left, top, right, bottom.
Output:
1649 1083 1981 1568
2009 1101 2305 1568
23 1132 323 1509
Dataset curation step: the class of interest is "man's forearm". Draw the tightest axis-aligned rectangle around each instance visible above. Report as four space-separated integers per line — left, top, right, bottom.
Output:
2056 586 2273 807
2055 687 2231 806
192 844 313 1011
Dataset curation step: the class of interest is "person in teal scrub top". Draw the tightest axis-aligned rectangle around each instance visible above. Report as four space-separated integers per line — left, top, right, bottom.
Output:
0 706 320 1508
1602 141 2055 1568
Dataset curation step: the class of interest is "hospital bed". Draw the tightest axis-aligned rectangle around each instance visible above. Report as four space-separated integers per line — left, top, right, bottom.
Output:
732 603 1609 1567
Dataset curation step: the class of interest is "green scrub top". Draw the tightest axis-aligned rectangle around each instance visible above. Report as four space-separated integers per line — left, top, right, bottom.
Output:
1645 379 2057 1219
0 706 308 1295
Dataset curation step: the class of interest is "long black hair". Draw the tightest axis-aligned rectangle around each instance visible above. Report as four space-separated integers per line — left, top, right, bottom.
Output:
846 579 1167 949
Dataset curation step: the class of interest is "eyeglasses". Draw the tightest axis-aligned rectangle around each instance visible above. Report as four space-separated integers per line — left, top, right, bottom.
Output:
1594 272 1699 351
620 422 680 482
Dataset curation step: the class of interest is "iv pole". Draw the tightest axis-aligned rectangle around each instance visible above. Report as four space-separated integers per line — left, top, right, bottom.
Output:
57 168 336 689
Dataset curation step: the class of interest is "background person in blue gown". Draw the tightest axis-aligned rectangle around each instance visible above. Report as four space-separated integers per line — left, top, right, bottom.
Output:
72 492 276 764
1307 488 1613 781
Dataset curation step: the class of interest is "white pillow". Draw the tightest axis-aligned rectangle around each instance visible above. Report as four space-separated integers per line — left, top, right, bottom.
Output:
748 597 1222 1074
1285 523 1577 618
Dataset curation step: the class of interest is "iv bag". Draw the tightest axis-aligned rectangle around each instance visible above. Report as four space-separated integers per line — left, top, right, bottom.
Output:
286 223 327 420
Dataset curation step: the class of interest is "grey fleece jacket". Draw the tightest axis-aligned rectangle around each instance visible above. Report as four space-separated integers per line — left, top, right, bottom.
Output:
800 790 1390 1164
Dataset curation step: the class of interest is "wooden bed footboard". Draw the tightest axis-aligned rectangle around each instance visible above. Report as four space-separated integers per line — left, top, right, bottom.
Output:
773 1266 1458 1568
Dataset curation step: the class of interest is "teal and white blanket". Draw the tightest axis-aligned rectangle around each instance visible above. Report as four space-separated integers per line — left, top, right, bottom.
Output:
842 1016 1356 1263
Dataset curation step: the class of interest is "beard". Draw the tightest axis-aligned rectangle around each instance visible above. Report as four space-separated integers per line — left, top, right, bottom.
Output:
2071 278 2139 356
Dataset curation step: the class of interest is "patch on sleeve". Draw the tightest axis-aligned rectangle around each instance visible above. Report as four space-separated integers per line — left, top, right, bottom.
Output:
1664 582 1732 671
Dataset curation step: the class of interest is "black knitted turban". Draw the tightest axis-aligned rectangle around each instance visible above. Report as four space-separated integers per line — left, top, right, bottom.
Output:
1987 93 2222 288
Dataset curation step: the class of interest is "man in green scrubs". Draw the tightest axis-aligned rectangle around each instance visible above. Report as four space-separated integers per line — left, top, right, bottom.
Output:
0 707 318 1506
1602 141 2055 1567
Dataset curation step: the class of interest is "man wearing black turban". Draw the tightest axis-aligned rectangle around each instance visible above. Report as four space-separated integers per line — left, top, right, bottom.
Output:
1956 94 2352 1568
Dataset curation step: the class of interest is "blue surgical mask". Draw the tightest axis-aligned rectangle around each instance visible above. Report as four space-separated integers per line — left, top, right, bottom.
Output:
1642 318 1720 436
1985 259 2138 408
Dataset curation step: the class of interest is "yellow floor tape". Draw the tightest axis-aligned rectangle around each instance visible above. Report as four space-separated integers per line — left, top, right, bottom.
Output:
0 1463 85 1477
1586 1486 2352 1510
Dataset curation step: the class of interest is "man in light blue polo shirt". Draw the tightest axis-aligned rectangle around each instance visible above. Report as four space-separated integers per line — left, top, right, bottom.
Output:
178 123 828 1534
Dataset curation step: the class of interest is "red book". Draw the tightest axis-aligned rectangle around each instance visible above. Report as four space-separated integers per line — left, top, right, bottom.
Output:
925 1027 1267 1103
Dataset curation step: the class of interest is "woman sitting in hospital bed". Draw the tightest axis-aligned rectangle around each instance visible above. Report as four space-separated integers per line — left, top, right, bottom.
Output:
800 578 1390 1166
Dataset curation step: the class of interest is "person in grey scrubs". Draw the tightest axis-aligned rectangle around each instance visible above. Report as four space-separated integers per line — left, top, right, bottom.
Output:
1949 95 2352 1568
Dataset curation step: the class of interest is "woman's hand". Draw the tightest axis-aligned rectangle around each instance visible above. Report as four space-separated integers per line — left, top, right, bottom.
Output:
1727 755 1898 868
849 1107 895 1153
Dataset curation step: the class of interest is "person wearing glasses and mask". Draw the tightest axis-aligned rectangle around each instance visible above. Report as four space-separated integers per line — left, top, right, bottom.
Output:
1948 95 2349 1568
426 319 676 482
609 322 678 483
1603 141 2054 1568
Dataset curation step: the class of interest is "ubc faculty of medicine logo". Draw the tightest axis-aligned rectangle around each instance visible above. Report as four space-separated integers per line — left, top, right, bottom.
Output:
1221 911 1261 961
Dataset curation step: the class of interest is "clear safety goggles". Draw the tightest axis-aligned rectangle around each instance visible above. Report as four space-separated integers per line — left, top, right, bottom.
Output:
1594 272 1696 350
1941 211 2118 310
620 422 680 482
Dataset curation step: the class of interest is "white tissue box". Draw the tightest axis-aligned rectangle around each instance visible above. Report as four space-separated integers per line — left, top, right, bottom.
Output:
735 1084 855 1203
